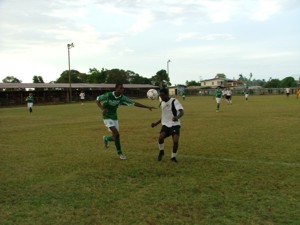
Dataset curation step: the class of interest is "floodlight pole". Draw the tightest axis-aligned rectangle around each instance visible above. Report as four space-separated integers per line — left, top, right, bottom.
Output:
167 59 171 77
67 43 74 102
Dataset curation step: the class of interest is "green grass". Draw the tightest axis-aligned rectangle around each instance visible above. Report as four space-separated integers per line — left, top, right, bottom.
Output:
1 95 300 225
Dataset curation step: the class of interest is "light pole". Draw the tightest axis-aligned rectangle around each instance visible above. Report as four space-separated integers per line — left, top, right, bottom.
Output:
67 43 74 102
167 59 171 77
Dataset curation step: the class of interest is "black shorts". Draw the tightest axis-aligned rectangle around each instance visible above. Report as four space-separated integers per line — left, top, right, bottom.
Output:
160 125 181 137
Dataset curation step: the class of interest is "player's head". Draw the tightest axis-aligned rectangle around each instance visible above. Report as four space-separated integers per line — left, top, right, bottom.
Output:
159 88 169 101
115 83 124 95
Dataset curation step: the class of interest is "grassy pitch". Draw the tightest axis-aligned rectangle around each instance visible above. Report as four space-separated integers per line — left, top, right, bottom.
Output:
0 95 299 225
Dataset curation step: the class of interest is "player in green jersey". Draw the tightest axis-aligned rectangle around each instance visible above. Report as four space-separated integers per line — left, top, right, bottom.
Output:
96 83 156 160
25 93 34 113
215 86 223 112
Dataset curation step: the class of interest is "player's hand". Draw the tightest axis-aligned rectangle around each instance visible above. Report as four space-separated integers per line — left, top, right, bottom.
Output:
102 109 108 115
172 117 178 122
151 122 156 128
148 106 156 111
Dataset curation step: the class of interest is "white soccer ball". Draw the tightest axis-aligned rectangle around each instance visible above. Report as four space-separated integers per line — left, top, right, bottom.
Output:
147 89 158 100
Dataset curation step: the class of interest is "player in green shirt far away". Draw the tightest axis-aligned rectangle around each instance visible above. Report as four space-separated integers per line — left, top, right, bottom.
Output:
96 83 156 160
25 93 34 113
215 86 223 112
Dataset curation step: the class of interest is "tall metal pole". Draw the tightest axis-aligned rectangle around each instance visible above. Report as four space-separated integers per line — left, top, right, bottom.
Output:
167 59 171 77
67 43 74 102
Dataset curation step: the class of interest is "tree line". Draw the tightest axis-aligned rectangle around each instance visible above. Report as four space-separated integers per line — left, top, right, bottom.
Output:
2 68 171 88
2 69 298 88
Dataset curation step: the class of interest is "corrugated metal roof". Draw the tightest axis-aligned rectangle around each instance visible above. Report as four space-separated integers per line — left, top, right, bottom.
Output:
0 83 158 89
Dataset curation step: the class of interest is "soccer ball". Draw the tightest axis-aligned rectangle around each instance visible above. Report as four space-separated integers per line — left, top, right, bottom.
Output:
147 89 158 100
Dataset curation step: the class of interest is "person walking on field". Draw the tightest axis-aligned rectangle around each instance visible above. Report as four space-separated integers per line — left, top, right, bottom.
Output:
151 88 184 163
26 93 34 113
285 87 290 97
215 86 223 112
96 83 156 160
79 91 85 105
244 87 249 101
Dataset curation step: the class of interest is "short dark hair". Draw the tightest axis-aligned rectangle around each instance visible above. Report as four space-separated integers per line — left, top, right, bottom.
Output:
160 88 169 95
115 83 123 89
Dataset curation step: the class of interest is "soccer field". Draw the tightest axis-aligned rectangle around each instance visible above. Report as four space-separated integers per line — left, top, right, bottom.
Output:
1 95 299 225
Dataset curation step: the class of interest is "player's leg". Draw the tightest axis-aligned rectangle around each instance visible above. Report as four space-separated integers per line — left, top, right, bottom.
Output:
171 126 180 163
109 126 123 156
157 126 168 161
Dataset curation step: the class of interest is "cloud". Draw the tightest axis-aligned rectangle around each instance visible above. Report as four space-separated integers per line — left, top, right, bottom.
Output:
176 32 234 41
129 10 155 33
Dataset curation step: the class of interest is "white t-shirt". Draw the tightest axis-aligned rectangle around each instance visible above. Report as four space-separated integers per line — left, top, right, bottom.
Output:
160 98 184 127
79 92 85 99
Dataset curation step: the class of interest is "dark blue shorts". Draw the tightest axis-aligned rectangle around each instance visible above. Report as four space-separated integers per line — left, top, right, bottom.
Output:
160 125 181 137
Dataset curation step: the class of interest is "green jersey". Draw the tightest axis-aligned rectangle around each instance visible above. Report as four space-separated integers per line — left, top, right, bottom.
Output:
215 89 222 98
96 91 135 120
26 95 34 103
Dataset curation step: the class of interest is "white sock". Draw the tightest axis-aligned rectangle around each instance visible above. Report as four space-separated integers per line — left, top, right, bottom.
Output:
172 152 177 158
159 143 164 151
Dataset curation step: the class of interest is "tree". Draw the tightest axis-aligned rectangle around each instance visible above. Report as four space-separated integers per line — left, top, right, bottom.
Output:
186 80 200 86
280 76 297 88
2 76 22 83
56 70 83 83
215 73 226 79
33 76 44 83
127 70 151 84
265 79 281 88
106 69 129 84
87 68 108 83
151 69 171 88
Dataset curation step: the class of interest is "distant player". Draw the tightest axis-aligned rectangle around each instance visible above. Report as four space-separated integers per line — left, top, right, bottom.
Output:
25 93 34 113
285 87 290 97
225 88 232 104
215 86 222 112
297 89 300 99
96 83 155 160
79 91 85 105
244 87 249 101
151 88 184 163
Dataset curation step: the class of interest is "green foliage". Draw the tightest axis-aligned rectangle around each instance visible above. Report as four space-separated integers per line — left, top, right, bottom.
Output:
127 70 151 84
33 76 44 83
151 69 171 88
106 68 129 84
56 70 85 83
2 76 22 83
1 96 300 225
186 80 200 86
280 76 297 88
87 68 108 83
265 79 281 88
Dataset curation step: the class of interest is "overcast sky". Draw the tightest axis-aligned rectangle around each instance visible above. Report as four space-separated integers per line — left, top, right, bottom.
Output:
0 0 299 85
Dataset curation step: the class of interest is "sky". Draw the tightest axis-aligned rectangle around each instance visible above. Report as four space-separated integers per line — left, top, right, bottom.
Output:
0 0 300 85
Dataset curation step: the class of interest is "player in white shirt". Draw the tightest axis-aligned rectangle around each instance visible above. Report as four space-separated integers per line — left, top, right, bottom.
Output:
151 88 184 163
79 91 85 105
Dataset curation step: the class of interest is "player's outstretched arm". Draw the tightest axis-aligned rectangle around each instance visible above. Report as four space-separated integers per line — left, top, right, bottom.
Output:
134 102 156 111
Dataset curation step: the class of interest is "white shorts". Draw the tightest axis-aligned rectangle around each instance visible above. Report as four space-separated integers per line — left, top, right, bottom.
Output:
215 98 221 104
245 94 249 98
103 119 119 131
27 103 33 108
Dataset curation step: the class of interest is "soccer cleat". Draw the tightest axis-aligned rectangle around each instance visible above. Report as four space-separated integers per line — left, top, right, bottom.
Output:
103 136 109 149
157 150 164 161
119 154 126 160
171 157 178 163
